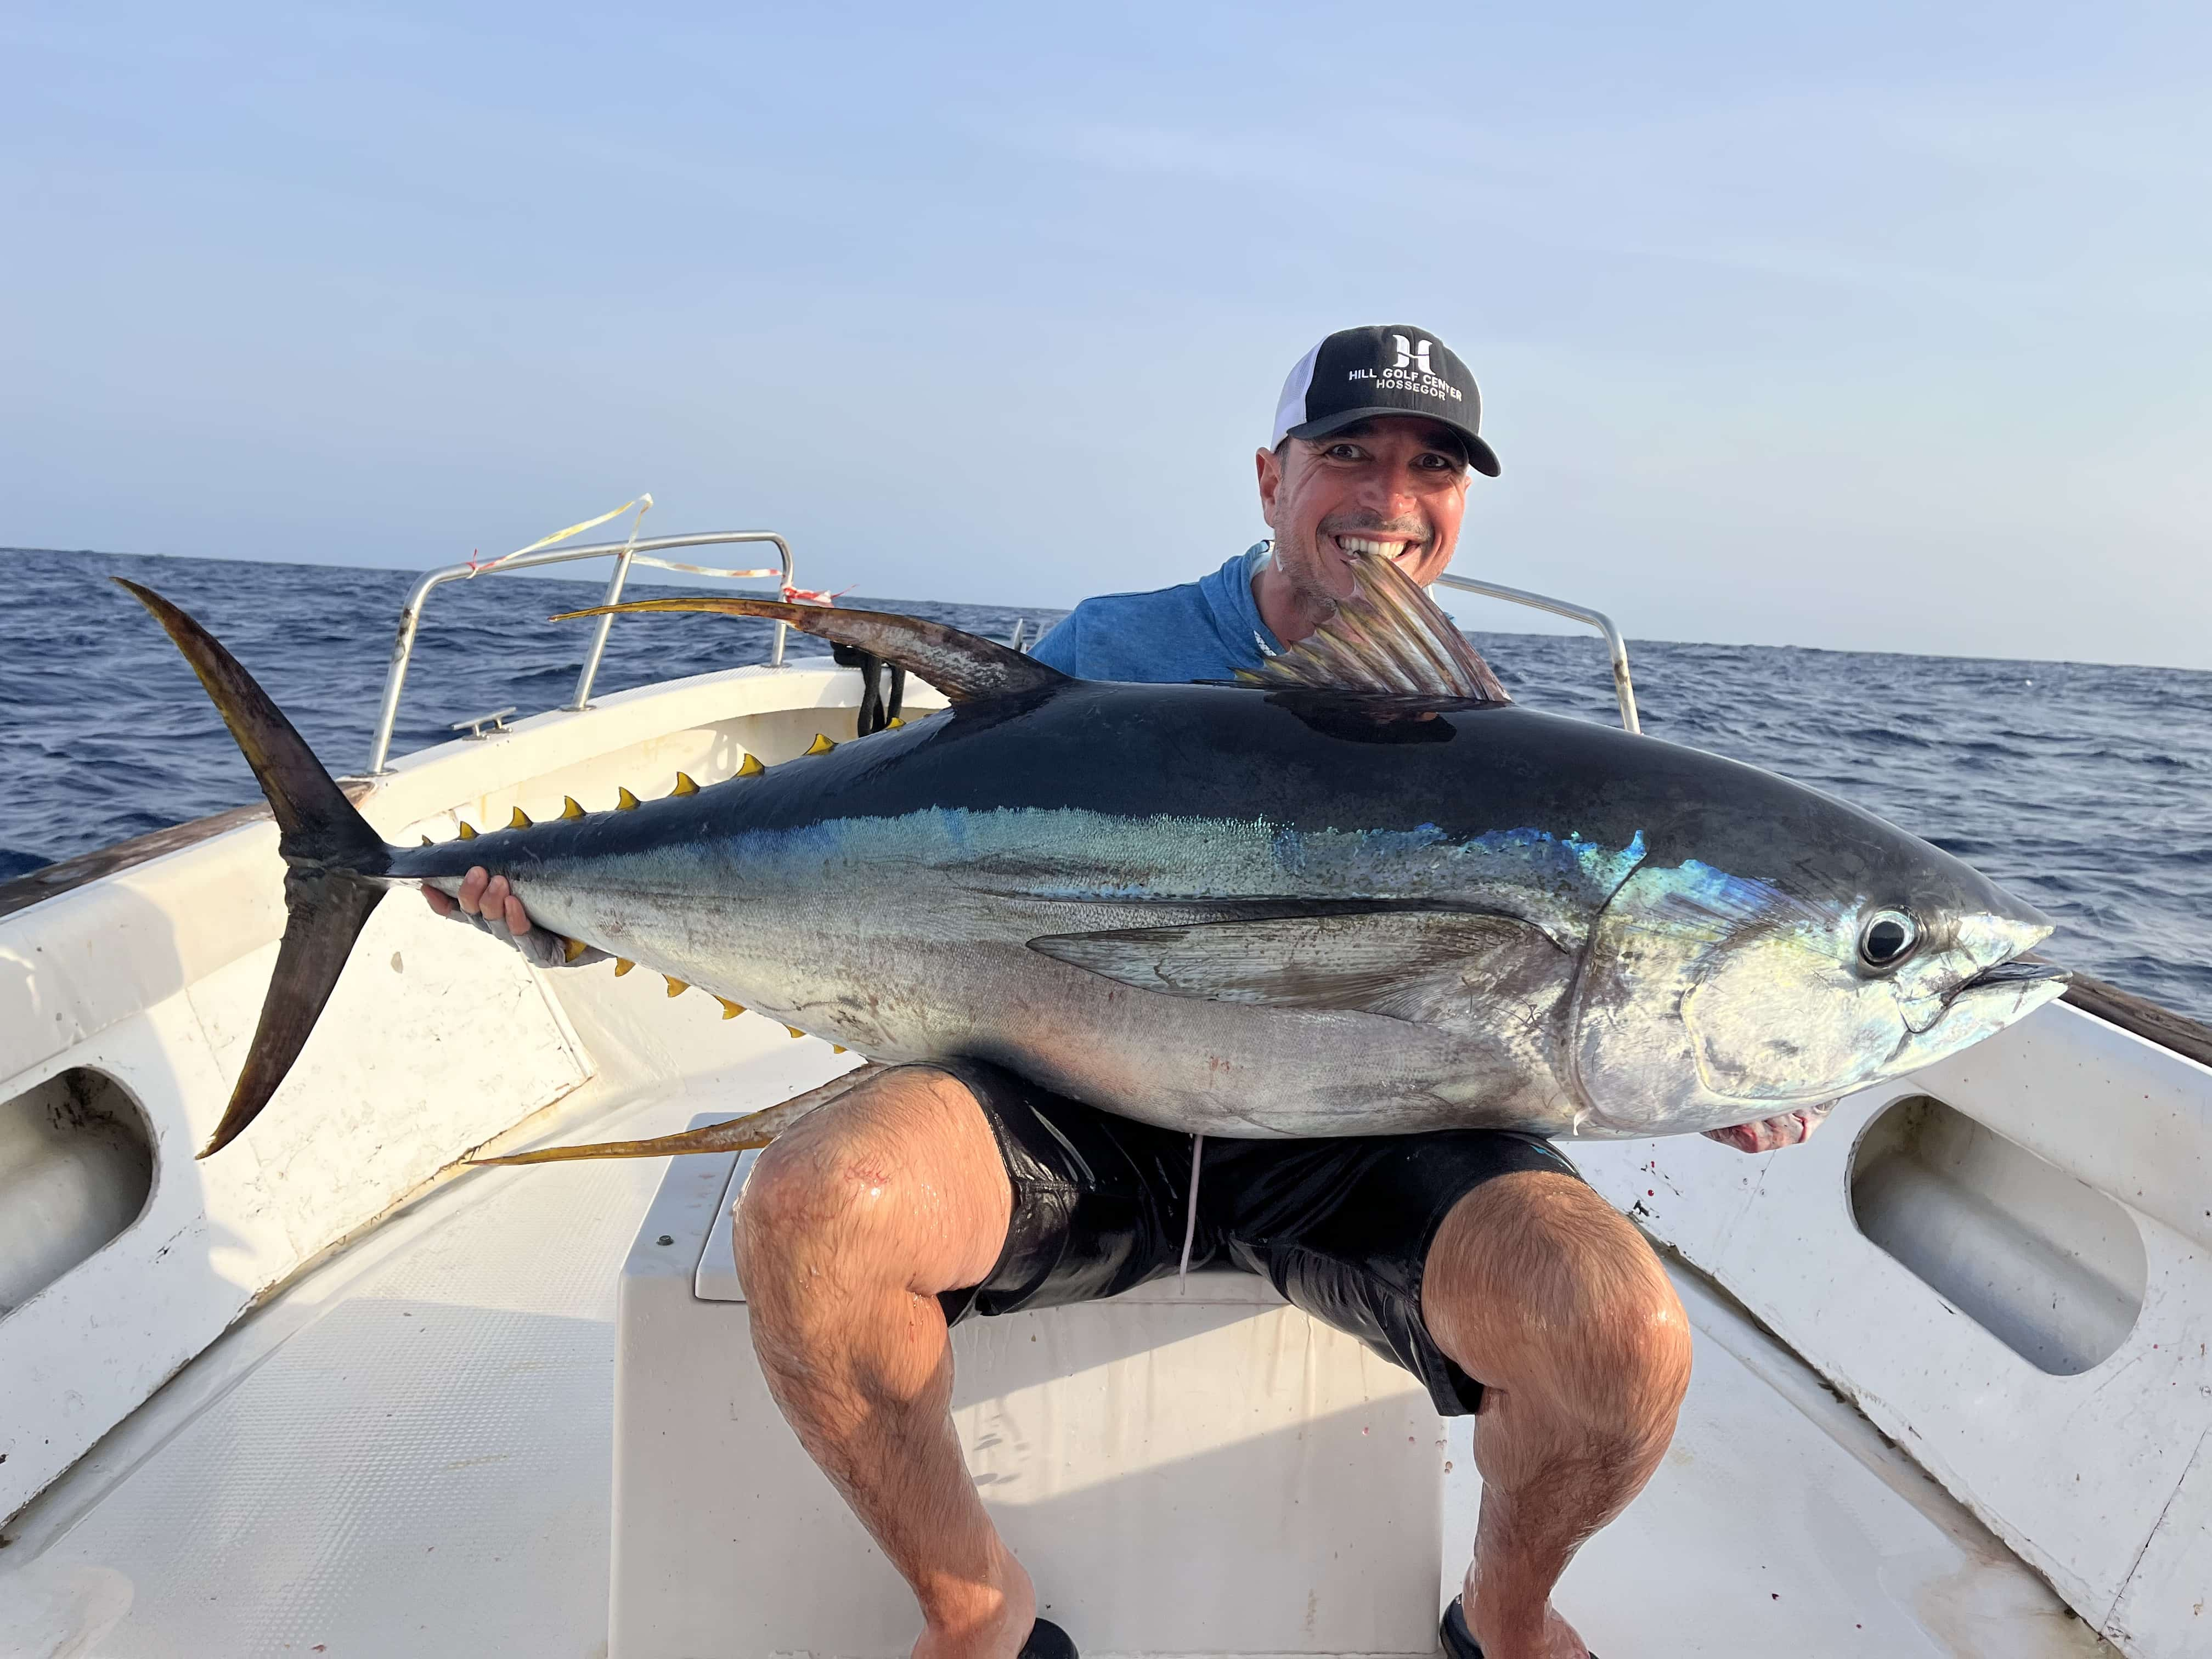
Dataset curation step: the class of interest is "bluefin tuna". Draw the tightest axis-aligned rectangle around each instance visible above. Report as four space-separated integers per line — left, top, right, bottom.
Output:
116 560 2066 1160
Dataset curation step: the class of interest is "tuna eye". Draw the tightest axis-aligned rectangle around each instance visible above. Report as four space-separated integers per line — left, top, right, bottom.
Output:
1859 911 1918 968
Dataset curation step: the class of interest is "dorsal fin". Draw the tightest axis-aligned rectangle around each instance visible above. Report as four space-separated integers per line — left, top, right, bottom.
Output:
1237 554 1510 702
550 596 1069 704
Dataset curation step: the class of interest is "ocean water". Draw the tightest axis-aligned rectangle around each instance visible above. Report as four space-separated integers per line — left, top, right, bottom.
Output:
5 545 2209 1023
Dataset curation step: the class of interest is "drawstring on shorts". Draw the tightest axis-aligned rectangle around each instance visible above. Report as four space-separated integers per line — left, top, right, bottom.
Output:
1178 1132 1204 1286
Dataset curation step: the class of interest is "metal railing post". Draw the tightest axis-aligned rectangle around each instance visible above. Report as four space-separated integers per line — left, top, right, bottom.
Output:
357 529 802 776
569 546 636 711
365 571 446 776
1432 573 1642 734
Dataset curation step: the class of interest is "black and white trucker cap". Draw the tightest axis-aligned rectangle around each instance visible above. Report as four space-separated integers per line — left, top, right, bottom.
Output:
1269 325 1500 477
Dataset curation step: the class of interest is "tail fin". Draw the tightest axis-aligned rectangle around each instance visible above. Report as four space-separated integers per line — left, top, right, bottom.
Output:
117 580 392 1157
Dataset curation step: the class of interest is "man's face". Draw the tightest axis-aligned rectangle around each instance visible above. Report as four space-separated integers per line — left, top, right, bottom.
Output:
1255 416 1471 603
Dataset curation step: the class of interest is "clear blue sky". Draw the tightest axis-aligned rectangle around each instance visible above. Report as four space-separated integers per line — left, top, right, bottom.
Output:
5 4 2207 666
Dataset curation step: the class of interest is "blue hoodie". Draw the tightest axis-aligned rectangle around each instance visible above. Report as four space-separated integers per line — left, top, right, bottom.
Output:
1028 545 1283 684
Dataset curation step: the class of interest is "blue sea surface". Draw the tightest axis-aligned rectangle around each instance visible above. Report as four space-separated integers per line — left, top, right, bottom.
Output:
4 545 2208 1022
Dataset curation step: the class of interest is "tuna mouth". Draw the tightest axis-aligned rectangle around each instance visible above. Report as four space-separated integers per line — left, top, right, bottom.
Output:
1892 950 2070 1057
1899 945 2067 1036
1957 957 2070 994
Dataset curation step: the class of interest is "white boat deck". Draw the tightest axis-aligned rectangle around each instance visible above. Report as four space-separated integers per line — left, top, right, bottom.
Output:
8 652 2189 1658
0 1068 2114 1659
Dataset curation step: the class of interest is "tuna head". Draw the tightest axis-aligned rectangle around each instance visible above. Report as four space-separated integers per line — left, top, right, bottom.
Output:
1567 802 2067 1138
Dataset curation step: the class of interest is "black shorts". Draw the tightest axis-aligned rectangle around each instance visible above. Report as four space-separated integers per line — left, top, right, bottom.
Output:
919 1060 1584 1417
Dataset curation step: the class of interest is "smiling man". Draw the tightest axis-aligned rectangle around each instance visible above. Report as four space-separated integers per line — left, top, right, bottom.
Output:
1027 326 1500 683
430 327 1695 1659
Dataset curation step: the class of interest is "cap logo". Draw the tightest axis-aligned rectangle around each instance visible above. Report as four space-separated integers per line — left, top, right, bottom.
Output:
1391 335 1434 375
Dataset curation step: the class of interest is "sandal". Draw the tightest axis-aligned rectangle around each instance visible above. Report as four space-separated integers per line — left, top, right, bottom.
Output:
1440 1595 1595 1659
1019 1617 1077 1659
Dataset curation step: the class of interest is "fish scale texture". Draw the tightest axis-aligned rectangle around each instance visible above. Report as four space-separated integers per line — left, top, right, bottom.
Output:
16 1118 677 1658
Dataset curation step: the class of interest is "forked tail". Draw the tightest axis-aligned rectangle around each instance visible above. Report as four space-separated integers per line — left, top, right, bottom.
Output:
117 580 393 1157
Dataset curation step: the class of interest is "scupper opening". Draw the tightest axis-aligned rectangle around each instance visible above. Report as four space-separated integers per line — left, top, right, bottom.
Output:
1850 1094 2144 1376
0 1068 157 1318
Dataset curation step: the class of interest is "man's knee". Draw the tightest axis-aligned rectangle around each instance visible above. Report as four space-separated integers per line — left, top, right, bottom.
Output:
732 1066 1011 1303
1425 1171 1692 1433
731 1132 873 1281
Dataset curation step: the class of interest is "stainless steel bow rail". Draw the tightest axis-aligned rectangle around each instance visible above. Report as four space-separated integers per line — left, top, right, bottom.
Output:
360 531 797 776
1433 573 1641 734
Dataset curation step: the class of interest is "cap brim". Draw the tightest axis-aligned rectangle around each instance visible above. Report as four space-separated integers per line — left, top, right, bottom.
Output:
1287 408 1501 477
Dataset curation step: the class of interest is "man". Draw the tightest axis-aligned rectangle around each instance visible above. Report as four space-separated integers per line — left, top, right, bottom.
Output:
431 327 1701 1659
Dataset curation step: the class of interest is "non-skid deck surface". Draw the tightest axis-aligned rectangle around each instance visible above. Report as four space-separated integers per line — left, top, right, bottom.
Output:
1485 1271 2115 1658
3 1077 2114 1659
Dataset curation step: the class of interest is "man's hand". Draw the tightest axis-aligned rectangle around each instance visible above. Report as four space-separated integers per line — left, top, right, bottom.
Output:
421 868 605 969
1702 1104 1834 1154
423 867 531 936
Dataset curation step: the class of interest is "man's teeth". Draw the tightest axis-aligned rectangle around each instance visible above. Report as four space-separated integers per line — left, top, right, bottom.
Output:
1336 536 1414 557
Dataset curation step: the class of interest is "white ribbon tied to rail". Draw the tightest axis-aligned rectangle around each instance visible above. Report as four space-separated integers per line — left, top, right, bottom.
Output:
464 494 659 579
461 494 816 597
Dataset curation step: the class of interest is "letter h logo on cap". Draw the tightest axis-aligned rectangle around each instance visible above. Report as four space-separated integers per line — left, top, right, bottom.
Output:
1392 335 1434 375
1270 324 1503 478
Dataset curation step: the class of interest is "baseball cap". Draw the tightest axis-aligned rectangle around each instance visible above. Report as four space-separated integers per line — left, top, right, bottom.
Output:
1269 325 1500 477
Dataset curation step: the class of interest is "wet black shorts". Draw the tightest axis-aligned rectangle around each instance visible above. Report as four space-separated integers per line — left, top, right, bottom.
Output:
921 1060 1583 1417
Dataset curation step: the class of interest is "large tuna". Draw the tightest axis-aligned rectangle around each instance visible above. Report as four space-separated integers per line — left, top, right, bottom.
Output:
117 562 2064 1160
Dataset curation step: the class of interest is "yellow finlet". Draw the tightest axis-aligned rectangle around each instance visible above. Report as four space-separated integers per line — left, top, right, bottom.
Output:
886 716 905 729
561 795 585 819
456 821 478 839
419 835 432 847
832 1045 848 1054
718 997 744 1019
736 753 764 777
509 806 533 829
783 1024 806 1040
613 958 634 977
802 733 836 756
666 977 689 996
563 937 588 964
670 771 700 797
616 787 641 811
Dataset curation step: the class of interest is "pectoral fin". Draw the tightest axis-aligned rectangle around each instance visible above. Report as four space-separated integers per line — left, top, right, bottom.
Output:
1028 910 1559 1022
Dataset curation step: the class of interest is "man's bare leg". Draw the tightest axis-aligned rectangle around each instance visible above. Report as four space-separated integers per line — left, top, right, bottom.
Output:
1423 1171 1694 1659
733 1066 1030 1659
